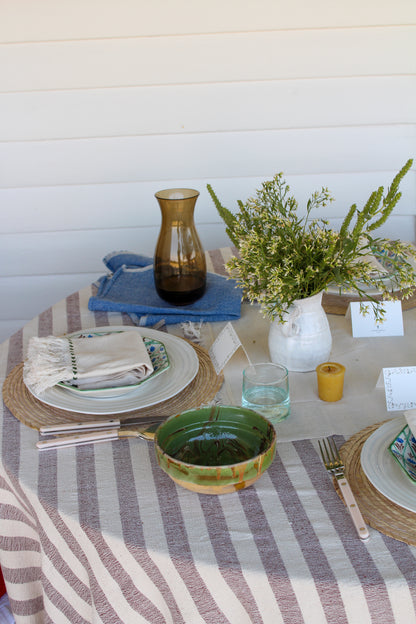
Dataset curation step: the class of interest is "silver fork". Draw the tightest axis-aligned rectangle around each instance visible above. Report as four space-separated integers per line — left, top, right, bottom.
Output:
319 437 370 541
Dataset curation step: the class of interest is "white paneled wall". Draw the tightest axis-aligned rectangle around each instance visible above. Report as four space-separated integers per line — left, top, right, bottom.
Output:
1 0 415 342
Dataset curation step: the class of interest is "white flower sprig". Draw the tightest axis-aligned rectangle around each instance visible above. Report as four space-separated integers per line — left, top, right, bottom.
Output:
208 160 416 323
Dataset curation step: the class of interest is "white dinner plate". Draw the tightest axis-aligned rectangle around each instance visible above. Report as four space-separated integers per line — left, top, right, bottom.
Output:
360 416 416 513
29 326 199 414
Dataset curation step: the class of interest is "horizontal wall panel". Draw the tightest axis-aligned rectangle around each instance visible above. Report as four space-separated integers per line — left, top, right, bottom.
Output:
0 274 99 322
201 171 416 222
326 216 416 243
0 224 232 277
1 0 415 42
1 27 415 93
2 170 416 235
1 126 414 188
1 216 414 279
2 76 415 142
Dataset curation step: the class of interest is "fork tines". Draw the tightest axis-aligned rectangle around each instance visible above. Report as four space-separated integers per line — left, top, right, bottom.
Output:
319 437 344 471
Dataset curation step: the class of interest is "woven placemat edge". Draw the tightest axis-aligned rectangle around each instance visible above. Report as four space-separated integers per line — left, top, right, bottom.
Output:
2 341 224 430
337 421 416 546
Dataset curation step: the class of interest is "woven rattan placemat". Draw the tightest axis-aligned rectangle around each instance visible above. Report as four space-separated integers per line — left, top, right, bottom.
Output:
2 342 224 430
339 422 416 546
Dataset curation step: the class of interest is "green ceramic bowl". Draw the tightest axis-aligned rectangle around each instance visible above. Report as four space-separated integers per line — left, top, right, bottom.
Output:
154 405 277 495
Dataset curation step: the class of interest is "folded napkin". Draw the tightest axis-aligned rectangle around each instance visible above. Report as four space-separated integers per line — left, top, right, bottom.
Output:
88 252 242 325
23 331 154 394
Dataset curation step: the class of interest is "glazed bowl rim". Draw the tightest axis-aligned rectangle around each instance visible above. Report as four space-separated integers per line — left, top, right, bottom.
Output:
154 405 277 470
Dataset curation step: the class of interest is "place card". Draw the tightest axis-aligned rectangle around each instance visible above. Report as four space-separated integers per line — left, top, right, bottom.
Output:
209 322 250 375
382 367 416 411
347 300 403 337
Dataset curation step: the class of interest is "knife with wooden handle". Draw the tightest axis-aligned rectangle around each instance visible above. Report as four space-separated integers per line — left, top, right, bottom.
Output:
39 414 168 436
36 422 159 450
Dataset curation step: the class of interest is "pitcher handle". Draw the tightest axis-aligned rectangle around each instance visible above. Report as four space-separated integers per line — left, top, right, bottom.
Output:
281 303 301 337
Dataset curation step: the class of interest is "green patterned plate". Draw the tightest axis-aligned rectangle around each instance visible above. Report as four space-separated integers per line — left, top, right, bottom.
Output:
389 424 416 483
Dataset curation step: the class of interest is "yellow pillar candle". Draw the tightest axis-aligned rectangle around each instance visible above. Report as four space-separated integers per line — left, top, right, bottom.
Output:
316 362 346 402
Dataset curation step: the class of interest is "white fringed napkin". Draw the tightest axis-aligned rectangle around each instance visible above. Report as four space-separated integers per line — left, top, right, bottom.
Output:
23 332 154 394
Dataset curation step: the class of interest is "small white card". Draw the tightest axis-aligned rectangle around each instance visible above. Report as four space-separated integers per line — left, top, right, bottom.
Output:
348 300 403 337
383 367 416 411
209 322 247 375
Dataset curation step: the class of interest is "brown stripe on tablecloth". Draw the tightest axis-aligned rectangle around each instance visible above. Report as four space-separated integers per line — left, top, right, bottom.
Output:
2 331 23 475
1 404 21 481
112 442 185 623
121 312 135 326
2 371 90 621
2 470 92 615
1 534 40 555
268 444 349 624
8 595 45 618
38 307 53 337
0 499 37 533
198 494 265 624
297 439 397 623
80 525 168 624
379 534 416 612
6 328 23 375
1 539 86 624
76 444 101 530
38 499 95 607
76 444 168 623
93 310 110 327
237 486 304 623
90 284 110 327
66 292 82 333
41 492 124 624
206 249 231 277
2 564 40 584
38 449 58 507
35 496 94 610
41 572 91 624
0 474 39 535
37 524 92 610
148 450 231 624
0 492 42 620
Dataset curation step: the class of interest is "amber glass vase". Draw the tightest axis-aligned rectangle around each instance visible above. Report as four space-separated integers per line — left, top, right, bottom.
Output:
154 188 207 305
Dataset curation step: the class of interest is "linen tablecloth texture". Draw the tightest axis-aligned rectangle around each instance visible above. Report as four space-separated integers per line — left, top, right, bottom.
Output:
88 251 242 325
1 248 416 623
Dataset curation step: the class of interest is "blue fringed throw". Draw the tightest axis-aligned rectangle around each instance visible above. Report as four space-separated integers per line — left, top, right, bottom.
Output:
88 252 242 326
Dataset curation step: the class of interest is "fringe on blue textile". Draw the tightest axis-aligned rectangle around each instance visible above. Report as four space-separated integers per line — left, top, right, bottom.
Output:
88 252 242 326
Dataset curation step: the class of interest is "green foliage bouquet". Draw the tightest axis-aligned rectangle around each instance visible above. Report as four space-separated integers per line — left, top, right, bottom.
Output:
207 160 416 322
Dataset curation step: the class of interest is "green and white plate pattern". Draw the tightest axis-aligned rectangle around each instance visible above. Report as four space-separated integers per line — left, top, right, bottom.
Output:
389 424 416 483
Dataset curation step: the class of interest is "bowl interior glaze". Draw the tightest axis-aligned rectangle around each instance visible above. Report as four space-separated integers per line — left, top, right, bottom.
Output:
155 405 276 495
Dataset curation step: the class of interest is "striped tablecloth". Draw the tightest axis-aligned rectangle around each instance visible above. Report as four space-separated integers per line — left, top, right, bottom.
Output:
1 250 416 623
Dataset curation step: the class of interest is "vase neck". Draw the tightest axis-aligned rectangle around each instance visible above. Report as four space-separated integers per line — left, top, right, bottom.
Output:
155 188 199 224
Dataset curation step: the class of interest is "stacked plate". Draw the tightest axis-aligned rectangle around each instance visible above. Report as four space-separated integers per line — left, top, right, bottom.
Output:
27 326 199 415
361 416 416 513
